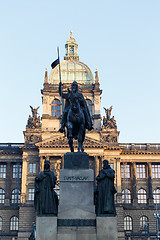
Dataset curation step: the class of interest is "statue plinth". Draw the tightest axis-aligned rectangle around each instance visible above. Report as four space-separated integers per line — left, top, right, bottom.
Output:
58 152 95 220
64 152 89 169
57 152 96 240
36 215 57 240
97 216 118 240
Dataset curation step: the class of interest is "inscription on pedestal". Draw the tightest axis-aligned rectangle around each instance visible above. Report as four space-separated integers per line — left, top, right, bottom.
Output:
64 176 89 181
60 169 94 182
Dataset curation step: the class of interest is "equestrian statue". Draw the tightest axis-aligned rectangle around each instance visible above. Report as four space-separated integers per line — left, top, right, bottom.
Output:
59 81 93 152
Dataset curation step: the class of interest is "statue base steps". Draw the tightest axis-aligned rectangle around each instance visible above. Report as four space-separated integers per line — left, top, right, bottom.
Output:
58 226 96 240
36 216 57 240
97 216 118 240
36 216 117 240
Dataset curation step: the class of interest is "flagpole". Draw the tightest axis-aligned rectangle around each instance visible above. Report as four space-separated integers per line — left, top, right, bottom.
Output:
57 47 63 113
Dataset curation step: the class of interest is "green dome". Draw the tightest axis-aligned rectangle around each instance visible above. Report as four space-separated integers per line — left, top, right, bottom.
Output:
49 60 94 85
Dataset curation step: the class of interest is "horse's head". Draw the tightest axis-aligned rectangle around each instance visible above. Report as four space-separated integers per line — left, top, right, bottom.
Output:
69 92 80 113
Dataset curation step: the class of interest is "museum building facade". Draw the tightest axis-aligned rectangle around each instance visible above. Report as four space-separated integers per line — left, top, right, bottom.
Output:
0 33 160 240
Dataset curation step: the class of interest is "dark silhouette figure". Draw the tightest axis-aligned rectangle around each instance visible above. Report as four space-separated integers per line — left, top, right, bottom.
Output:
59 81 93 152
30 106 40 119
96 160 117 215
34 160 58 215
67 91 85 152
103 106 112 120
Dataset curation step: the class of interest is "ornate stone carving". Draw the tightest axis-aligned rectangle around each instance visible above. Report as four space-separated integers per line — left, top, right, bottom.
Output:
36 136 102 149
102 106 117 130
104 135 117 143
26 106 42 129
29 135 41 143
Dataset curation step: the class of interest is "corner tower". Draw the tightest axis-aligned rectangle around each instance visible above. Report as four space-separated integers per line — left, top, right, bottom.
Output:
41 32 102 140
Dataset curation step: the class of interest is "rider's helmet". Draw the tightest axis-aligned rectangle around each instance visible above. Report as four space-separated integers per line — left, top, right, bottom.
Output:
71 81 78 92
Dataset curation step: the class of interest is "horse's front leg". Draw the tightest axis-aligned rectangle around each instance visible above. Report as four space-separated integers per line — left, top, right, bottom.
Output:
67 122 74 152
77 124 85 152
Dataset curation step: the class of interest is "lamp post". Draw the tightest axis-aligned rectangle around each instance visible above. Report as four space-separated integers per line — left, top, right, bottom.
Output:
154 186 160 239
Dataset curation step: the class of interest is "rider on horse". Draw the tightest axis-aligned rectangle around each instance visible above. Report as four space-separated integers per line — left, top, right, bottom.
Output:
59 81 93 133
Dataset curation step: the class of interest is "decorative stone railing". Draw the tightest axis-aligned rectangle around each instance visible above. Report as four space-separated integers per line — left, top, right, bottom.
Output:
119 143 160 151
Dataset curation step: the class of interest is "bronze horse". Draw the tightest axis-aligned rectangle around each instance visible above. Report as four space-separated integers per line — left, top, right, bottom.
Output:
66 92 86 152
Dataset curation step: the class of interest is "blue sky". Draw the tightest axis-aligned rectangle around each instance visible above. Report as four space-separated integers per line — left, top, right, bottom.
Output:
0 0 160 143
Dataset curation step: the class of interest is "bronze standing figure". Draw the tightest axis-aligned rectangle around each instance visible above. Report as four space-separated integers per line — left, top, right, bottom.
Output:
34 160 58 215
96 160 117 215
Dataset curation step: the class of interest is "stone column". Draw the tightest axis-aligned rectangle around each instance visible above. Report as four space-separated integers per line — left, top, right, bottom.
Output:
21 157 27 203
61 155 64 169
40 156 45 172
148 162 154 204
116 158 122 203
99 156 103 171
55 159 61 183
132 162 138 204
95 156 99 178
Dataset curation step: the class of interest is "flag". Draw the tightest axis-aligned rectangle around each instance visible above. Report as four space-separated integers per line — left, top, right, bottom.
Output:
51 58 59 69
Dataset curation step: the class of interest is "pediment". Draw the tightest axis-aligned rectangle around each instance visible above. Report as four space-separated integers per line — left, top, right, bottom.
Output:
36 135 102 149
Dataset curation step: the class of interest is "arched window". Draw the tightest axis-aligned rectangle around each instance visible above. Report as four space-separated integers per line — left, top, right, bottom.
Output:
153 189 160 204
122 189 131 204
140 216 149 230
54 184 60 199
11 189 20 204
138 189 147 203
51 99 61 117
0 217 2 230
86 99 92 116
124 216 132 231
0 189 5 204
10 216 19 231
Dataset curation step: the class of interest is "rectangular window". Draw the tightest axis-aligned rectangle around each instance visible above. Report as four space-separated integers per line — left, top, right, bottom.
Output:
29 163 36 173
152 164 160 178
137 164 146 178
121 164 130 178
0 164 6 178
28 189 35 201
13 164 22 179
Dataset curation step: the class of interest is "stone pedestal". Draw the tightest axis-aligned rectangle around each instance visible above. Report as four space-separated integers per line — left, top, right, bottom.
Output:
58 152 96 240
97 216 118 240
35 152 118 240
58 168 95 219
36 216 57 240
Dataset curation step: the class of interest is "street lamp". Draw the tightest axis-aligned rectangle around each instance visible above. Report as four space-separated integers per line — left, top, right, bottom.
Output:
154 186 160 239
